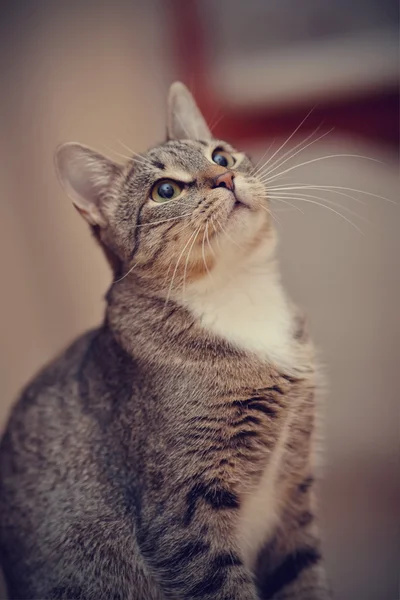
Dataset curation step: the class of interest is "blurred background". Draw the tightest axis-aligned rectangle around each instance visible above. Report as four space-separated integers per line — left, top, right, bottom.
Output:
0 1 398 598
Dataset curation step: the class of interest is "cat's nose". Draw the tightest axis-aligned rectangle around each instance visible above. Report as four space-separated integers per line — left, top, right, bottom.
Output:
213 171 235 191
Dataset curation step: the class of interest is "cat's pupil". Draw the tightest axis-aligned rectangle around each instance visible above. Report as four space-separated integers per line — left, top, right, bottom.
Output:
213 153 228 167
158 183 175 198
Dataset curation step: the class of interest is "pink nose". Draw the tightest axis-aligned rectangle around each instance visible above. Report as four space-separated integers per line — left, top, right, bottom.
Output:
213 171 235 191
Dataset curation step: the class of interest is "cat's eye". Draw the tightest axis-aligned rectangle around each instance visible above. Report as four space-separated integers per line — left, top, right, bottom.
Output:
211 149 235 168
151 179 183 203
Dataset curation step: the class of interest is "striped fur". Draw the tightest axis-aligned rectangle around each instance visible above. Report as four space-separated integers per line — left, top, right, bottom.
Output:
0 83 330 599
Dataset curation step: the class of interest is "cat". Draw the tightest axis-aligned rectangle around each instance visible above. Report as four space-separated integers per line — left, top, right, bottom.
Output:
0 82 330 600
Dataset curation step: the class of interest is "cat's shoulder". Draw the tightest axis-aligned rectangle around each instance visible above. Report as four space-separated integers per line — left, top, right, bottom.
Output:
2 329 100 439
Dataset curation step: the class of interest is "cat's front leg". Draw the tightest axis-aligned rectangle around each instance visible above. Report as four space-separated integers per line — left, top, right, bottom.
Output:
139 483 259 600
254 476 331 600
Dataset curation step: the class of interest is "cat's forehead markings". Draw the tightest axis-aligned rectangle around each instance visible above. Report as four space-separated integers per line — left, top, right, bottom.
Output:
162 168 194 183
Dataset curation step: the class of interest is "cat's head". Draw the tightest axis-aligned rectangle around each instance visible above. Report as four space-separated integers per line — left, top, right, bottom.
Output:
55 82 275 296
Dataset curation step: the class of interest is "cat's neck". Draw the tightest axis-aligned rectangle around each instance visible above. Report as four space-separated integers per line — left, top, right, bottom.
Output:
180 247 297 371
107 241 307 374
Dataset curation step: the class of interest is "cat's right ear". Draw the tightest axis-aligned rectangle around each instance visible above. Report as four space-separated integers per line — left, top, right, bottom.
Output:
167 82 212 141
54 143 122 227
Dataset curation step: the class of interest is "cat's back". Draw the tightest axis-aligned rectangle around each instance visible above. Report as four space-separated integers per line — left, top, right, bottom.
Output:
1 328 98 454
0 329 104 524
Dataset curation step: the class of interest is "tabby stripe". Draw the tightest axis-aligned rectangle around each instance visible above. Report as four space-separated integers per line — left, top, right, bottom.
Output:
298 476 314 494
230 429 259 444
186 443 224 456
184 480 239 526
211 552 242 569
233 415 261 427
152 160 165 170
189 416 226 424
232 399 277 417
261 384 285 395
259 547 321 600
297 510 314 528
188 571 226 597
190 425 220 434
144 220 178 233
50 586 84 599
155 540 209 570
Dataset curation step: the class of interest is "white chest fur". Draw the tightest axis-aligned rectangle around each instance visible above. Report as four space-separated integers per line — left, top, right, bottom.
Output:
182 255 295 370
181 246 300 567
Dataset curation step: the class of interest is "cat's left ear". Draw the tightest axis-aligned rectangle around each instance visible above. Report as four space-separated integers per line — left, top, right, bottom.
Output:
167 82 212 142
54 143 122 227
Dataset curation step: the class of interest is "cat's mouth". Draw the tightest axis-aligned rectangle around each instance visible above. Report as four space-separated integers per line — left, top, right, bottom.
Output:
231 194 250 211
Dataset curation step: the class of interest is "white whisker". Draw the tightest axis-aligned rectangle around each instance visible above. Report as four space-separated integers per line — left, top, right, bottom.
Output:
270 194 363 233
116 140 153 166
216 219 247 251
260 154 382 185
253 107 316 178
270 192 369 224
205 221 217 259
250 139 276 176
210 216 222 251
99 143 130 162
201 226 212 280
269 198 305 215
259 126 333 180
182 226 202 296
113 261 138 283
164 226 201 309
259 128 334 181
135 214 192 228
208 113 224 134
267 184 395 204
259 204 283 226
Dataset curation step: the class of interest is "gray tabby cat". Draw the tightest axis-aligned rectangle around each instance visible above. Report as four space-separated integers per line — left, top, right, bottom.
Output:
0 83 330 600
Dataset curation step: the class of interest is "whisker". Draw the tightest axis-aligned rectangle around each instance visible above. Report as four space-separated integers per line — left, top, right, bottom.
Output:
269 198 305 215
259 204 283 227
270 192 369 224
208 113 225 133
173 220 194 235
216 219 247 251
205 220 217 259
260 154 382 185
259 127 335 181
164 226 201 309
116 140 153 166
201 226 213 280
99 143 130 162
206 107 220 132
258 125 332 180
253 107 316 177
255 126 324 179
182 226 202 296
267 184 395 204
135 214 192 228
270 195 364 233
270 186 365 207
113 261 138 284
250 139 276 176
116 220 192 285
210 216 222 251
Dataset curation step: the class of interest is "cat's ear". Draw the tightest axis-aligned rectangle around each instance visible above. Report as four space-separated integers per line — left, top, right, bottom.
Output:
54 143 122 227
167 82 212 142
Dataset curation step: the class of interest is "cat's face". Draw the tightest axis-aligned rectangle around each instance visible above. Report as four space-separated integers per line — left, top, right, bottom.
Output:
55 83 274 295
